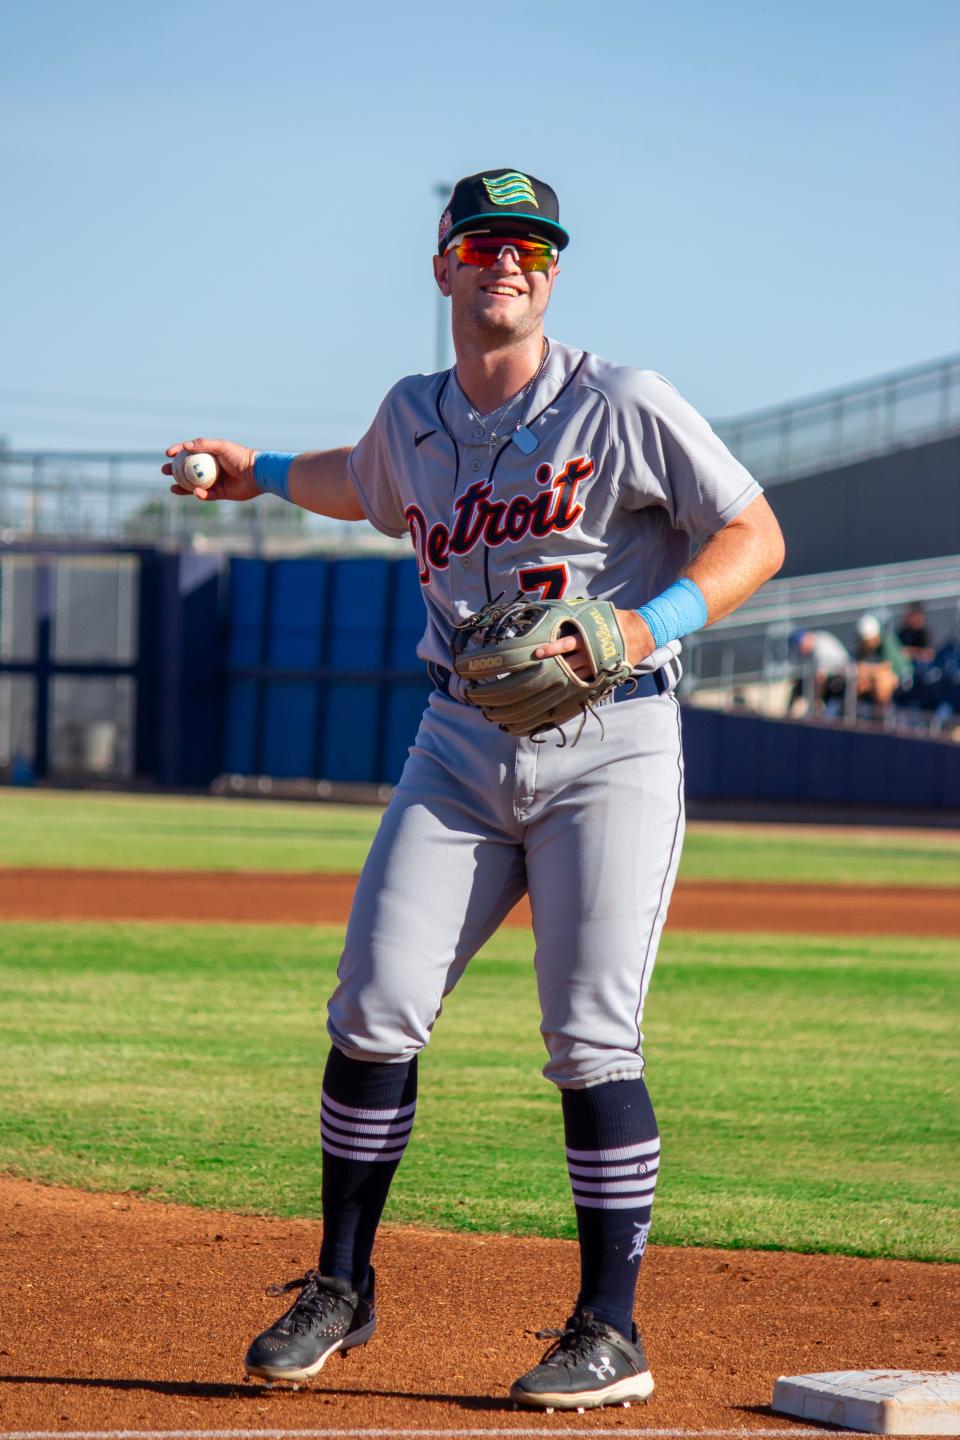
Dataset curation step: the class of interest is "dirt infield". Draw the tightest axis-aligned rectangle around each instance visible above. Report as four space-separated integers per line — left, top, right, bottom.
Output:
2 871 958 1436
1 1177 957 1436
1 867 959 935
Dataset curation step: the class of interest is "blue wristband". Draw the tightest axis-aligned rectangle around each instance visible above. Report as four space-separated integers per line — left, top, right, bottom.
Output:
253 451 297 503
636 577 708 649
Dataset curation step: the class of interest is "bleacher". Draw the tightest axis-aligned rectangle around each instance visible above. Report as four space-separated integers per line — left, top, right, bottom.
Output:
683 356 960 735
682 554 960 734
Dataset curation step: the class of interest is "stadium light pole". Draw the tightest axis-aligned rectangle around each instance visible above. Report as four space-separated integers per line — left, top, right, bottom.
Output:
433 182 451 373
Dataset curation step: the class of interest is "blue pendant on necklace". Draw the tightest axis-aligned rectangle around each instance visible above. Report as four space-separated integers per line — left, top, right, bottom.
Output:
512 426 538 455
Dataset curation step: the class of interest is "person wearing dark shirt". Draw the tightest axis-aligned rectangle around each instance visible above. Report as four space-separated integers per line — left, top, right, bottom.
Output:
897 602 934 663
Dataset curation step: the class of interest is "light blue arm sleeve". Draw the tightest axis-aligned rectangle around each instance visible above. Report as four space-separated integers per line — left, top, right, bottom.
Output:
253 452 297 503
636 577 708 647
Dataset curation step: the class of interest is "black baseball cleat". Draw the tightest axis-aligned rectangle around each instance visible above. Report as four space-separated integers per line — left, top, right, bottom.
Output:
244 1267 376 1384
510 1308 654 1411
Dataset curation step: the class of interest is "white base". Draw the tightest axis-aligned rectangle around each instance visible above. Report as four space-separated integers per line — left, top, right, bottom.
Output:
772 1370 960 1434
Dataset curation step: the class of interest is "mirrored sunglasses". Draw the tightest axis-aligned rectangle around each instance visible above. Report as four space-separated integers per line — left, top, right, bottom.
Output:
451 233 558 273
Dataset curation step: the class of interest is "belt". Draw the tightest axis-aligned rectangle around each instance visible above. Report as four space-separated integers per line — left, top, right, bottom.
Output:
428 662 673 703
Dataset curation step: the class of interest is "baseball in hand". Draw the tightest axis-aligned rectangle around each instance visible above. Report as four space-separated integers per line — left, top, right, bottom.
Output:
172 451 219 492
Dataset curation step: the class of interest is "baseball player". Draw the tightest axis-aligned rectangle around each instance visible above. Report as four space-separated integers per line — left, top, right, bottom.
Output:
165 168 784 1411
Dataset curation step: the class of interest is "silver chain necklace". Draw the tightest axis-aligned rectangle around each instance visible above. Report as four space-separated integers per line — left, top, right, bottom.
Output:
468 338 549 451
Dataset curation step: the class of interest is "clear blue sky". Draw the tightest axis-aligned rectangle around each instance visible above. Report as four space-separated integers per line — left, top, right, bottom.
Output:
1 0 957 453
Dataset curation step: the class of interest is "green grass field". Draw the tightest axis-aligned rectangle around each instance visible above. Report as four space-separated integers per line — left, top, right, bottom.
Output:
3 788 959 886
1 919 957 1261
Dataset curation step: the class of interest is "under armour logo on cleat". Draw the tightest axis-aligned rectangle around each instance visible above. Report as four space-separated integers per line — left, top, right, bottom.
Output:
414 429 437 447
589 1355 615 1381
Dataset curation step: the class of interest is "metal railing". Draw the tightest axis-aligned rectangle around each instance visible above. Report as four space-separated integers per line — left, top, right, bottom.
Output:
1 354 958 545
703 553 960 633
682 553 960 731
0 450 406 554
713 353 960 485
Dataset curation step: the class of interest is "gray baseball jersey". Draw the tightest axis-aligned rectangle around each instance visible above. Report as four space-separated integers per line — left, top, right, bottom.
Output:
330 340 763 1088
349 338 761 665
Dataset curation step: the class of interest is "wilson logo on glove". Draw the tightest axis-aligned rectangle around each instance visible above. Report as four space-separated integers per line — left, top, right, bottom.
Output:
587 607 619 663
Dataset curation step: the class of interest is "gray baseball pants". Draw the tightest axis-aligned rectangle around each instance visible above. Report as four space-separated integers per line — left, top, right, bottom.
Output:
327 688 685 1088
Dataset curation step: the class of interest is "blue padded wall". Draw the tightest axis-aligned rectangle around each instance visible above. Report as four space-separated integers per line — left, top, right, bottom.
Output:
261 558 329 776
383 561 431 779
682 706 960 811
223 558 268 774
267 559 328 668
223 678 258 774
264 681 321 778
384 682 431 781
328 558 391 669
324 559 394 780
323 681 380 781
223 553 428 785
227 559 267 667
388 562 428 666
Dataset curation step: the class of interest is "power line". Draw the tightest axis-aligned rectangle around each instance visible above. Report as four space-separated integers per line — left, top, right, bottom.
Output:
0 386 371 426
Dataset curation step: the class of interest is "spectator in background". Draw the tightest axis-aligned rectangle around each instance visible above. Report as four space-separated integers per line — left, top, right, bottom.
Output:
788 628 851 715
855 613 910 718
897 602 935 664
921 632 960 730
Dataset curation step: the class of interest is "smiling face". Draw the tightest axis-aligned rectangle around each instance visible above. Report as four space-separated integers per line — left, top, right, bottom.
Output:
433 231 559 348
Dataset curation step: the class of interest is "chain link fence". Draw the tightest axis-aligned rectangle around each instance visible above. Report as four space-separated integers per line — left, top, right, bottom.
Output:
2 355 957 550
0 452 406 554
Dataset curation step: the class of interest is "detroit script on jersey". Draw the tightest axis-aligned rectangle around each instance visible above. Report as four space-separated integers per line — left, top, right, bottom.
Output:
349 339 761 668
405 455 591 586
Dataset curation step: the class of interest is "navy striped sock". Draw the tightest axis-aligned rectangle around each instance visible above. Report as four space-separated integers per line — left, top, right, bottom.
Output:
318 1046 417 1294
561 1077 660 1338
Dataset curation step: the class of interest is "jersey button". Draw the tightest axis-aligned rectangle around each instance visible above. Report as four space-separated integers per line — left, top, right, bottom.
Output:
473 428 484 439
470 460 481 472
462 557 473 568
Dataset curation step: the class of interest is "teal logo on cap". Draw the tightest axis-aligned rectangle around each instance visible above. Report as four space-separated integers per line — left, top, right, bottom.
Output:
483 172 538 208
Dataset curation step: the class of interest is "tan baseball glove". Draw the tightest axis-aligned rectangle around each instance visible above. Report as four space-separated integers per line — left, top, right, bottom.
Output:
451 593 636 742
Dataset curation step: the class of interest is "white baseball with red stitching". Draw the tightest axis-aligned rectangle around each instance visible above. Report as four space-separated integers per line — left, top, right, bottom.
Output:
172 451 219 491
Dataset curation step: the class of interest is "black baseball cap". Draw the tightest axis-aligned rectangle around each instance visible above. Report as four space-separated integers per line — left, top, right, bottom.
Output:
437 169 570 254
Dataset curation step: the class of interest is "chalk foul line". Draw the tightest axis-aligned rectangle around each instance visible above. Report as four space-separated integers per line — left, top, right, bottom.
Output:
0 1426 852 1440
